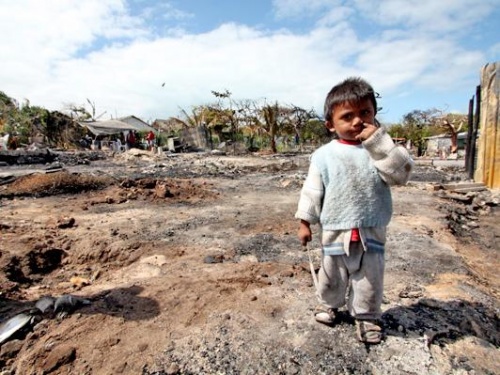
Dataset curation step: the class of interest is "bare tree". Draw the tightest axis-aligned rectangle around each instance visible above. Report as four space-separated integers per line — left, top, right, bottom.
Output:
63 99 106 122
440 116 465 154
289 105 318 149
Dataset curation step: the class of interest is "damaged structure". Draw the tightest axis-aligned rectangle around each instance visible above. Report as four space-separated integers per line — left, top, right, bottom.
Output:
474 62 500 189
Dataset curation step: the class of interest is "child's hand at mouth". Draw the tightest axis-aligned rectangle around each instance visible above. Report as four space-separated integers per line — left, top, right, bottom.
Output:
356 122 378 142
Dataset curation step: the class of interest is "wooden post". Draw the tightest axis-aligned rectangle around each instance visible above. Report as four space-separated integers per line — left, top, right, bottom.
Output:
465 97 474 176
474 62 500 188
471 85 481 180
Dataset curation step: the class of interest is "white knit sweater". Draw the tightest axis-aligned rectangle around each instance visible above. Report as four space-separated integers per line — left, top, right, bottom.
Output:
295 127 413 254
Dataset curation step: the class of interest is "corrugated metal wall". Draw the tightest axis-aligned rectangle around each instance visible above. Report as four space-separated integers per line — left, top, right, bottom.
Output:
475 62 500 189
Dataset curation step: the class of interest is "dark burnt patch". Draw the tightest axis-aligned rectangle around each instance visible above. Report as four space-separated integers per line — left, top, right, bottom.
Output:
383 298 499 347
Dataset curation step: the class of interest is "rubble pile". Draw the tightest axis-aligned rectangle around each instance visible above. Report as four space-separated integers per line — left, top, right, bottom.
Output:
0 149 57 166
435 187 499 237
53 150 106 165
0 149 105 167
409 164 468 183
0 171 112 198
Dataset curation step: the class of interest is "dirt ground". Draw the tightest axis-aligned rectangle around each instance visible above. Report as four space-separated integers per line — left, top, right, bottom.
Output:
0 149 498 375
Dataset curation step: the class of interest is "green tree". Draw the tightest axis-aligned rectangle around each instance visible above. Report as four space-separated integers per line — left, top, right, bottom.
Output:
171 106 208 128
389 109 468 156
169 90 323 153
0 97 49 146
302 118 329 145
0 91 19 134
400 109 440 156
261 102 280 152
0 92 87 149
209 90 241 149
0 91 16 108
289 105 318 148
63 99 107 122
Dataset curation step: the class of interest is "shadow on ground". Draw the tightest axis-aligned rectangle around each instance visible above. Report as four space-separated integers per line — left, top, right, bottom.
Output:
382 298 499 347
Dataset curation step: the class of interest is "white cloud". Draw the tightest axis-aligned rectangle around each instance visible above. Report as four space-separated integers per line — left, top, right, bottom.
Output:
355 0 498 33
0 0 496 123
135 2 193 22
275 0 499 35
0 0 148 98
272 0 339 19
355 33 485 91
0 1 143 57
316 6 355 26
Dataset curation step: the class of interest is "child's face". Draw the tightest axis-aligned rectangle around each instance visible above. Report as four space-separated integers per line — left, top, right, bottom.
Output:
326 99 375 141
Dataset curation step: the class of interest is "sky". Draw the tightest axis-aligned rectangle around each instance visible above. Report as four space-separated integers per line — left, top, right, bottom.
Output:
1 0 499 124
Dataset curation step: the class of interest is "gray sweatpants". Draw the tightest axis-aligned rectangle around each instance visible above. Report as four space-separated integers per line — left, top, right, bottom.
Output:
316 242 384 320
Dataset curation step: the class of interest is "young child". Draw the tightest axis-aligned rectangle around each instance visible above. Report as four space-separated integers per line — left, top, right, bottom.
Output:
295 77 413 344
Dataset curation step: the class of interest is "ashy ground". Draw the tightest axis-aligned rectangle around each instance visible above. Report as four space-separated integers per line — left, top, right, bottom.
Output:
0 150 498 375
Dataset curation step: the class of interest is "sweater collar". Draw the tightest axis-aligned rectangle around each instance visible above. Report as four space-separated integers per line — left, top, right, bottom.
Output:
337 139 362 145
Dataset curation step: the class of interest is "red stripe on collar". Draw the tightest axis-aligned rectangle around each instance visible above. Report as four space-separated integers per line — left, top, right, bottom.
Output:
338 139 362 145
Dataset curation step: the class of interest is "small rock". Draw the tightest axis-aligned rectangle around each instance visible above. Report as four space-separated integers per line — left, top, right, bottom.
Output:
35 296 55 315
166 363 180 374
279 270 294 278
0 339 23 359
114 362 128 373
155 184 173 198
70 276 90 288
399 285 425 298
204 255 224 264
54 295 91 315
56 217 75 229
42 344 76 373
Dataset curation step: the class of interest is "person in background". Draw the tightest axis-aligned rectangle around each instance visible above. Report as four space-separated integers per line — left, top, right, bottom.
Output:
126 130 136 150
146 130 155 150
0 132 9 150
7 133 18 150
295 77 413 344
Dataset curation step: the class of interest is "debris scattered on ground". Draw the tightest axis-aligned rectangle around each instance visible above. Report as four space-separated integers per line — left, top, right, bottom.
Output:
0 313 35 345
0 294 91 346
0 153 498 374
437 189 499 237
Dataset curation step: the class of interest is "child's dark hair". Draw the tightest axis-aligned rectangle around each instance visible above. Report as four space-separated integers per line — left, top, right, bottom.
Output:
323 77 378 123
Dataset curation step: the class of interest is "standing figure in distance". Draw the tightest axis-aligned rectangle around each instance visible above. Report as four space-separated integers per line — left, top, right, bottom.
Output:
126 130 136 150
146 130 155 150
295 77 413 344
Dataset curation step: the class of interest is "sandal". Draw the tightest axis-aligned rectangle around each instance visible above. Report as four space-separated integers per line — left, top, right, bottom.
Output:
356 320 383 344
314 305 337 325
